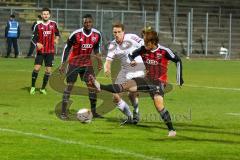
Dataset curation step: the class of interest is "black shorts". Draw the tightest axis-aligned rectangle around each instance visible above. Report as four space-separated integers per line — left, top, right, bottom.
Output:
66 64 95 83
132 77 165 97
34 53 54 67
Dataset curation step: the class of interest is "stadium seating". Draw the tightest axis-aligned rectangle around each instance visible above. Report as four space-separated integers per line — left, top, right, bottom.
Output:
0 0 240 58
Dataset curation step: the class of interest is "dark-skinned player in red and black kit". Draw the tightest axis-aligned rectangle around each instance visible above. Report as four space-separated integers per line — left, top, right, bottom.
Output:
59 14 103 119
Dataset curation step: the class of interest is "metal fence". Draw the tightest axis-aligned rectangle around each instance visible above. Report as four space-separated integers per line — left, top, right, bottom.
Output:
0 7 158 56
0 2 240 59
184 8 239 59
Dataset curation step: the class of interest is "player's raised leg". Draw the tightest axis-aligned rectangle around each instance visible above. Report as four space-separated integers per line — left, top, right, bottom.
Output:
90 76 137 93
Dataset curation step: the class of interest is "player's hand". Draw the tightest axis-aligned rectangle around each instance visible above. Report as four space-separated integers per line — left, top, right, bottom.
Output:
54 39 59 45
59 64 65 74
36 43 43 50
130 60 137 67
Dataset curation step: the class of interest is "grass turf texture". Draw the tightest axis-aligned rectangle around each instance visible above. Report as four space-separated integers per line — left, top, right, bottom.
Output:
0 57 240 160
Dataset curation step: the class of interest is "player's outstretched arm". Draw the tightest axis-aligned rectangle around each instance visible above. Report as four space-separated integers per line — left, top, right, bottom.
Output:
104 60 112 77
95 53 103 71
54 36 60 45
31 24 39 46
128 46 145 62
166 52 184 86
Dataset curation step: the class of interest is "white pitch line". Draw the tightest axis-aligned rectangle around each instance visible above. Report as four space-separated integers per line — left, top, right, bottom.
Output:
0 128 163 160
225 113 240 116
180 84 240 91
16 69 32 72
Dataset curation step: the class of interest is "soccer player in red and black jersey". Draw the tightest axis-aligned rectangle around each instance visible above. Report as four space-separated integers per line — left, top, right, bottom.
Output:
30 8 60 95
90 30 184 137
59 14 103 119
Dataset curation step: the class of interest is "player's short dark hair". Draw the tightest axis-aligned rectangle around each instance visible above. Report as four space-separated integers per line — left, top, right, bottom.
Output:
144 30 159 45
10 14 15 18
112 22 125 31
42 7 51 14
83 14 93 20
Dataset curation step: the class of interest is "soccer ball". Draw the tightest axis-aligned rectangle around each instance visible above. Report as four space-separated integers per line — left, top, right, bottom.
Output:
76 108 93 123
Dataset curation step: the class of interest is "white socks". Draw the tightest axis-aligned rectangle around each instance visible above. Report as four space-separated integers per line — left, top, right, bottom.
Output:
117 99 132 117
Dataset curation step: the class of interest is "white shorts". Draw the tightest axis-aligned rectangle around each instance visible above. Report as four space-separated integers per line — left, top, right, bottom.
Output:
115 68 145 84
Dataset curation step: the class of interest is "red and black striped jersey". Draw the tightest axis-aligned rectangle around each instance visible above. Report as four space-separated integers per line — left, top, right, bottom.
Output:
130 44 183 85
32 20 60 54
61 28 102 67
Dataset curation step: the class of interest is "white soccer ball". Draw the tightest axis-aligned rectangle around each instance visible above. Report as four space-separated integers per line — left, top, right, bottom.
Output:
77 108 93 123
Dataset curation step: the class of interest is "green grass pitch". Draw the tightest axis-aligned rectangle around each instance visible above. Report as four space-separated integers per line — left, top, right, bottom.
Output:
0 57 240 160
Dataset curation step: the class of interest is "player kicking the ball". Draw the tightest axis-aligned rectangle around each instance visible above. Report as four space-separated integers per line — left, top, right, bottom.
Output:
90 30 184 137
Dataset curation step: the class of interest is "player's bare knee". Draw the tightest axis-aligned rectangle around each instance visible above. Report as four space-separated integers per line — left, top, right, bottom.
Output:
122 80 137 92
153 94 164 111
112 94 121 104
34 65 41 71
113 98 118 104
128 86 138 92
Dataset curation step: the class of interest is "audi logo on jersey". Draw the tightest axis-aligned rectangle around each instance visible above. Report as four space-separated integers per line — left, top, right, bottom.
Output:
43 31 52 36
146 59 159 65
81 44 93 49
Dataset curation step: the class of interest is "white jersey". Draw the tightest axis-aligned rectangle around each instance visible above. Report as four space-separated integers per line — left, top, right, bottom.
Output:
106 33 145 83
106 33 144 69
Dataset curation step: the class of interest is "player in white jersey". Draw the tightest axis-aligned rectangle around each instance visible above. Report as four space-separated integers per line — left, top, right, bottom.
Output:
104 22 145 124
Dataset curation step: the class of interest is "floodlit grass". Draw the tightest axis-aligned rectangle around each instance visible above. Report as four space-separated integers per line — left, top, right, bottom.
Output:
0 57 240 160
